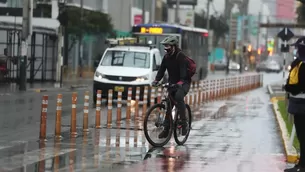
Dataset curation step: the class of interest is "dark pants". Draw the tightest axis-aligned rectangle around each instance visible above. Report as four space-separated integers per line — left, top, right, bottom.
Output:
164 83 190 130
295 114 305 167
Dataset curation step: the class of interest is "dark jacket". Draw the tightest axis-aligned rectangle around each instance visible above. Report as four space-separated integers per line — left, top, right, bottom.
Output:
285 58 305 114
155 48 190 84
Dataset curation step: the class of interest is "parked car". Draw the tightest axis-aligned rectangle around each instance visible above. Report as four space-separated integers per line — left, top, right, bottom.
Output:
0 55 8 81
214 60 227 71
256 60 281 73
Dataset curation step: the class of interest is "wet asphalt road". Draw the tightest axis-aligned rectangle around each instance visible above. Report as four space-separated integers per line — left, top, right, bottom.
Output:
0 72 292 171
0 71 251 142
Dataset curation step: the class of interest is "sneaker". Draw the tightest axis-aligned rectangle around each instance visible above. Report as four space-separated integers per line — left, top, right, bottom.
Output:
158 129 169 139
284 165 300 172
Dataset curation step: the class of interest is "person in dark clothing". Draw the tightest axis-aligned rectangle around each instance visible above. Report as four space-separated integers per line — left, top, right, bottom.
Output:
151 35 191 139
284 37 305 172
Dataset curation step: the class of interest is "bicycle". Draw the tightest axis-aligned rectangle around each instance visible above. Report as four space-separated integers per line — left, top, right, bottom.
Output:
143 83 192 147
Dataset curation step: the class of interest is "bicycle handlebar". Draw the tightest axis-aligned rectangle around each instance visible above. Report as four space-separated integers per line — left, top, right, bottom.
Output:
154 82 177 88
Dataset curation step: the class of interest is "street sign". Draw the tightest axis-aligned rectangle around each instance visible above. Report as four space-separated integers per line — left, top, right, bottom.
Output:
281 42 289 52
277 27 294 41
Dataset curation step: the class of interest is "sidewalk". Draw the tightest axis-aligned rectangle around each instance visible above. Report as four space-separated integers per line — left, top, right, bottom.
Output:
0 86 292 171
0 78 92 93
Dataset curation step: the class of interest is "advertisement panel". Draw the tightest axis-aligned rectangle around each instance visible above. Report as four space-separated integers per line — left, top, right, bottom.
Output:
276 0 296 20
167 8 194 27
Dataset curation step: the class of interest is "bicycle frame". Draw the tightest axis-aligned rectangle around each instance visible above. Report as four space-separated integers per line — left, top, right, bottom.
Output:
159 84 179 121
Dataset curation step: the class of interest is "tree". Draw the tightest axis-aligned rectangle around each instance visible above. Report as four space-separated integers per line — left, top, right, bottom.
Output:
194 11 229 47
57 6 113 54
297 2 305 24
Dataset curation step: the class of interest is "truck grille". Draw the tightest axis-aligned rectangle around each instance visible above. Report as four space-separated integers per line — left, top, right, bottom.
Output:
104 75 137 82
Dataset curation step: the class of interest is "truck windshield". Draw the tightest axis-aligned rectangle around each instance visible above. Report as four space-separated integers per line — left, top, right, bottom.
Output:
101 50 150 69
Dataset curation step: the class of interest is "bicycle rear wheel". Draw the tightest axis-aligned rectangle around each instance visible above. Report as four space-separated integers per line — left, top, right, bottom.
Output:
173 104 192 145
143 104 173 147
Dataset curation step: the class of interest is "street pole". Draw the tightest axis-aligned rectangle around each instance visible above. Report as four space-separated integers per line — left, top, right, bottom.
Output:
226 11 232 75
283 40 287 79
239 15 244 74
78 0 84 78
206 0 212 72
20 0 33 91
150 0 156 23
142 0 146 24
175 0 180 24
256 11 261 50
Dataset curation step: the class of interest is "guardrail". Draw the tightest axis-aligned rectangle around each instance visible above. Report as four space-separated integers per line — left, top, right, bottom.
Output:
38 73 263 141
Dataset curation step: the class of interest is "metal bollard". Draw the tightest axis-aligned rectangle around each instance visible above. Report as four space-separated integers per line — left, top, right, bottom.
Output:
134 87 140 122
39 95 48 141
150 86 155 107
107 89 113 127
117 90 122 124
83 91 90 133
95 90 102 129
126 87 132 120
142 86 148 118
55 94 63 140
70 92 78 137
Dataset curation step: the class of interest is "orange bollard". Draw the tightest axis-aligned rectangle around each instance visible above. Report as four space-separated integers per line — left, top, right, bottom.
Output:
202 81 206 103
55 94 63 140
157 87 162 103
107 89 113 127
198 81 202 105
126 87 132 120
39 95 48 141
134 87 140 122
117 90 122 124
150 86 155 107
193 82 197 106
83 91 90 133
189 84 193 105
142 86 148 118
70 92 78 137
210 80 214 101
95 90 102 129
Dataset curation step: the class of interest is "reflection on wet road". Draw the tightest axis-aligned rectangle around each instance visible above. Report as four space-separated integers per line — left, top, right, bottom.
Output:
0 85 289 172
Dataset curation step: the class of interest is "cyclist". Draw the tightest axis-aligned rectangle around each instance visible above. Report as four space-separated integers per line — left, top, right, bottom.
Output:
151 35 191 139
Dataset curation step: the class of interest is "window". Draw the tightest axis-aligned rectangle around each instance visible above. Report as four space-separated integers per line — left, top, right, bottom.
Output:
101 50 150 69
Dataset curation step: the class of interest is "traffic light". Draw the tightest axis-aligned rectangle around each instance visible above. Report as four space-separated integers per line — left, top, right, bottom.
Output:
247 45 252 52
257 48 261 55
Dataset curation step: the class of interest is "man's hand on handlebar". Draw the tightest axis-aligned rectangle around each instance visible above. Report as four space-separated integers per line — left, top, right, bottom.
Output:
151 80 159 87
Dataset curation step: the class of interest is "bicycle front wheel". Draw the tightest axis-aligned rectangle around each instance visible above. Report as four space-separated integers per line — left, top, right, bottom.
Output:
143 104 173 147
173 104 192 145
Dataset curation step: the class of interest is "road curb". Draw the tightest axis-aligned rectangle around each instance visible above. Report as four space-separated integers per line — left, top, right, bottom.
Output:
271 98 299 163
